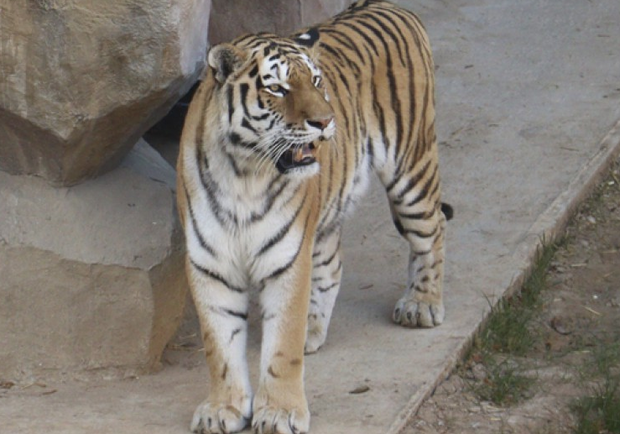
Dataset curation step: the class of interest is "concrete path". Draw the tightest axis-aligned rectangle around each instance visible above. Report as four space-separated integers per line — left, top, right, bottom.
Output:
3 0 620 433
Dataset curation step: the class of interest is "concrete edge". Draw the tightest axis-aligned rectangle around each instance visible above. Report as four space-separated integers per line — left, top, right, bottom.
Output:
387 118 620 434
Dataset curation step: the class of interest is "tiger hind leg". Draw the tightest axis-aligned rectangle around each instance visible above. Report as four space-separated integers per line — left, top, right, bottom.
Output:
305 228 343 354
382 154 448 328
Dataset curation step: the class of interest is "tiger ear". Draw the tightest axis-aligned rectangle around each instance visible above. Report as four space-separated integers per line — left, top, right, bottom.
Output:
294 27 320 48
207 43 247 83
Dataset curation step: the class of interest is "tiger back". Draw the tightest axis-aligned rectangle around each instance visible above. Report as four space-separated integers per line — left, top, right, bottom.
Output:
177 1 450 433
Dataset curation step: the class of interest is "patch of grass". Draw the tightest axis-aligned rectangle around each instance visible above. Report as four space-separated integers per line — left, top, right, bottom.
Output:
477 240 559 356
590 340 620 378
573 389 620 433
466 240 559 406
572 343 620 433
473 356 534 406
520 238 559 308
477 295 536 356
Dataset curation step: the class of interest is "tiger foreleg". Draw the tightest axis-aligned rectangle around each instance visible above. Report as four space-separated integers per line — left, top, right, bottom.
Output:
188 265 253 434
392 206 447 328
305 229 343 354
252 249 314 434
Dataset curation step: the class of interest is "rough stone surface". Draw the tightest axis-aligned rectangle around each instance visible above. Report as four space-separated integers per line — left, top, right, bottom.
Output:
0 0 211 186
209 0 350 44
0 140 186 381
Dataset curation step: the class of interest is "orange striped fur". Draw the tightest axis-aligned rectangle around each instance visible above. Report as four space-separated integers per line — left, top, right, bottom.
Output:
177 1 451 432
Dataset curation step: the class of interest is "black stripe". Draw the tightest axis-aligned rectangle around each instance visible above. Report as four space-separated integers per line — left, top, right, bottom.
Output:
361 10 407 67
405 165 438 207
399 210 435 220
431 259 444 269
250 177 289 223
336 137 349 215
262 239 303 282
412 248 432 256
337 21 379 56
315 242 340 268
190 259 244 293
225 151 243 177
229 132 257 150
366 137 374 168
321 28 365 63
262 211 311 282
227 86 234 123
315 214 341 244
319 42 361 78
317 282 339 293
239 83 252 118
256 92 265 109
223 308 248 321
257 196 306 256
371 88 387 152
391 159 432 198
184 185 218 258
233 33 257 45
394 218 405 235
230 328 242 343
400 224 439 239
241 117 258 133
252 112 270 121
428 174 441 199
384 8 420 166
248 65 259 78
195 144 232 227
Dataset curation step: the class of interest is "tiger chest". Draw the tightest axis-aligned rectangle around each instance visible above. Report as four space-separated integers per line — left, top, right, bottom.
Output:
188 174 310 287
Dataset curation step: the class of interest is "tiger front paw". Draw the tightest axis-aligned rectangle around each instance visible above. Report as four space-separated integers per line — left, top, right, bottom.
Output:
252 388 309 434
251 406 309 434
393 296 444 328
191 400 250 434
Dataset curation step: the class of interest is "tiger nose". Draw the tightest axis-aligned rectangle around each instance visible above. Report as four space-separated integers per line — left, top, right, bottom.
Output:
306 116 333 131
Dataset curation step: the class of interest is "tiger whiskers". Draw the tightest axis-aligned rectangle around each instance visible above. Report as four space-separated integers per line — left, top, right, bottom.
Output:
254 136 290 175
229 129 283 174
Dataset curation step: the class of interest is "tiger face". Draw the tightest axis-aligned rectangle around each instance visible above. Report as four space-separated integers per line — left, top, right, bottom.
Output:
207 37 335 177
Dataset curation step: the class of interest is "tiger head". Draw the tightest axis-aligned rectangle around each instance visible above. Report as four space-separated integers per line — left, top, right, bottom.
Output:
206 32 335 177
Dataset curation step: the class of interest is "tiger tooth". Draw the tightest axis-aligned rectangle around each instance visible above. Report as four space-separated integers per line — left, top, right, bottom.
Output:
295 148 304 162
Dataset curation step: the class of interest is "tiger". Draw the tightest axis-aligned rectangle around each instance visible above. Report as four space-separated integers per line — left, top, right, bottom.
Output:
176 1 452 433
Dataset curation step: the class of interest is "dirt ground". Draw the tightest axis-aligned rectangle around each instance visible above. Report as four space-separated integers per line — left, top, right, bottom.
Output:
405 158 620 433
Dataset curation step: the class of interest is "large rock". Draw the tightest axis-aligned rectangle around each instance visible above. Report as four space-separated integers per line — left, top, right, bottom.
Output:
0 140 186 382
0 0 211 186
209 0 350 44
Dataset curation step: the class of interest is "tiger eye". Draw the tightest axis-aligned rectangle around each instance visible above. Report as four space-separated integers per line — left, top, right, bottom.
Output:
267 84 287 95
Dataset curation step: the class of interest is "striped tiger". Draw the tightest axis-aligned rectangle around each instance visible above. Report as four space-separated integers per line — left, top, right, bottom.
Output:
176 1 452 433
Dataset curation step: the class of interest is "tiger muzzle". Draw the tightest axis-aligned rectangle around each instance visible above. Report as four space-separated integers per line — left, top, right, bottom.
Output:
276 141 321 173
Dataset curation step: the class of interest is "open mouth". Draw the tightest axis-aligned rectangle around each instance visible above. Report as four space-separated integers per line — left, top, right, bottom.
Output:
276 142 319 173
